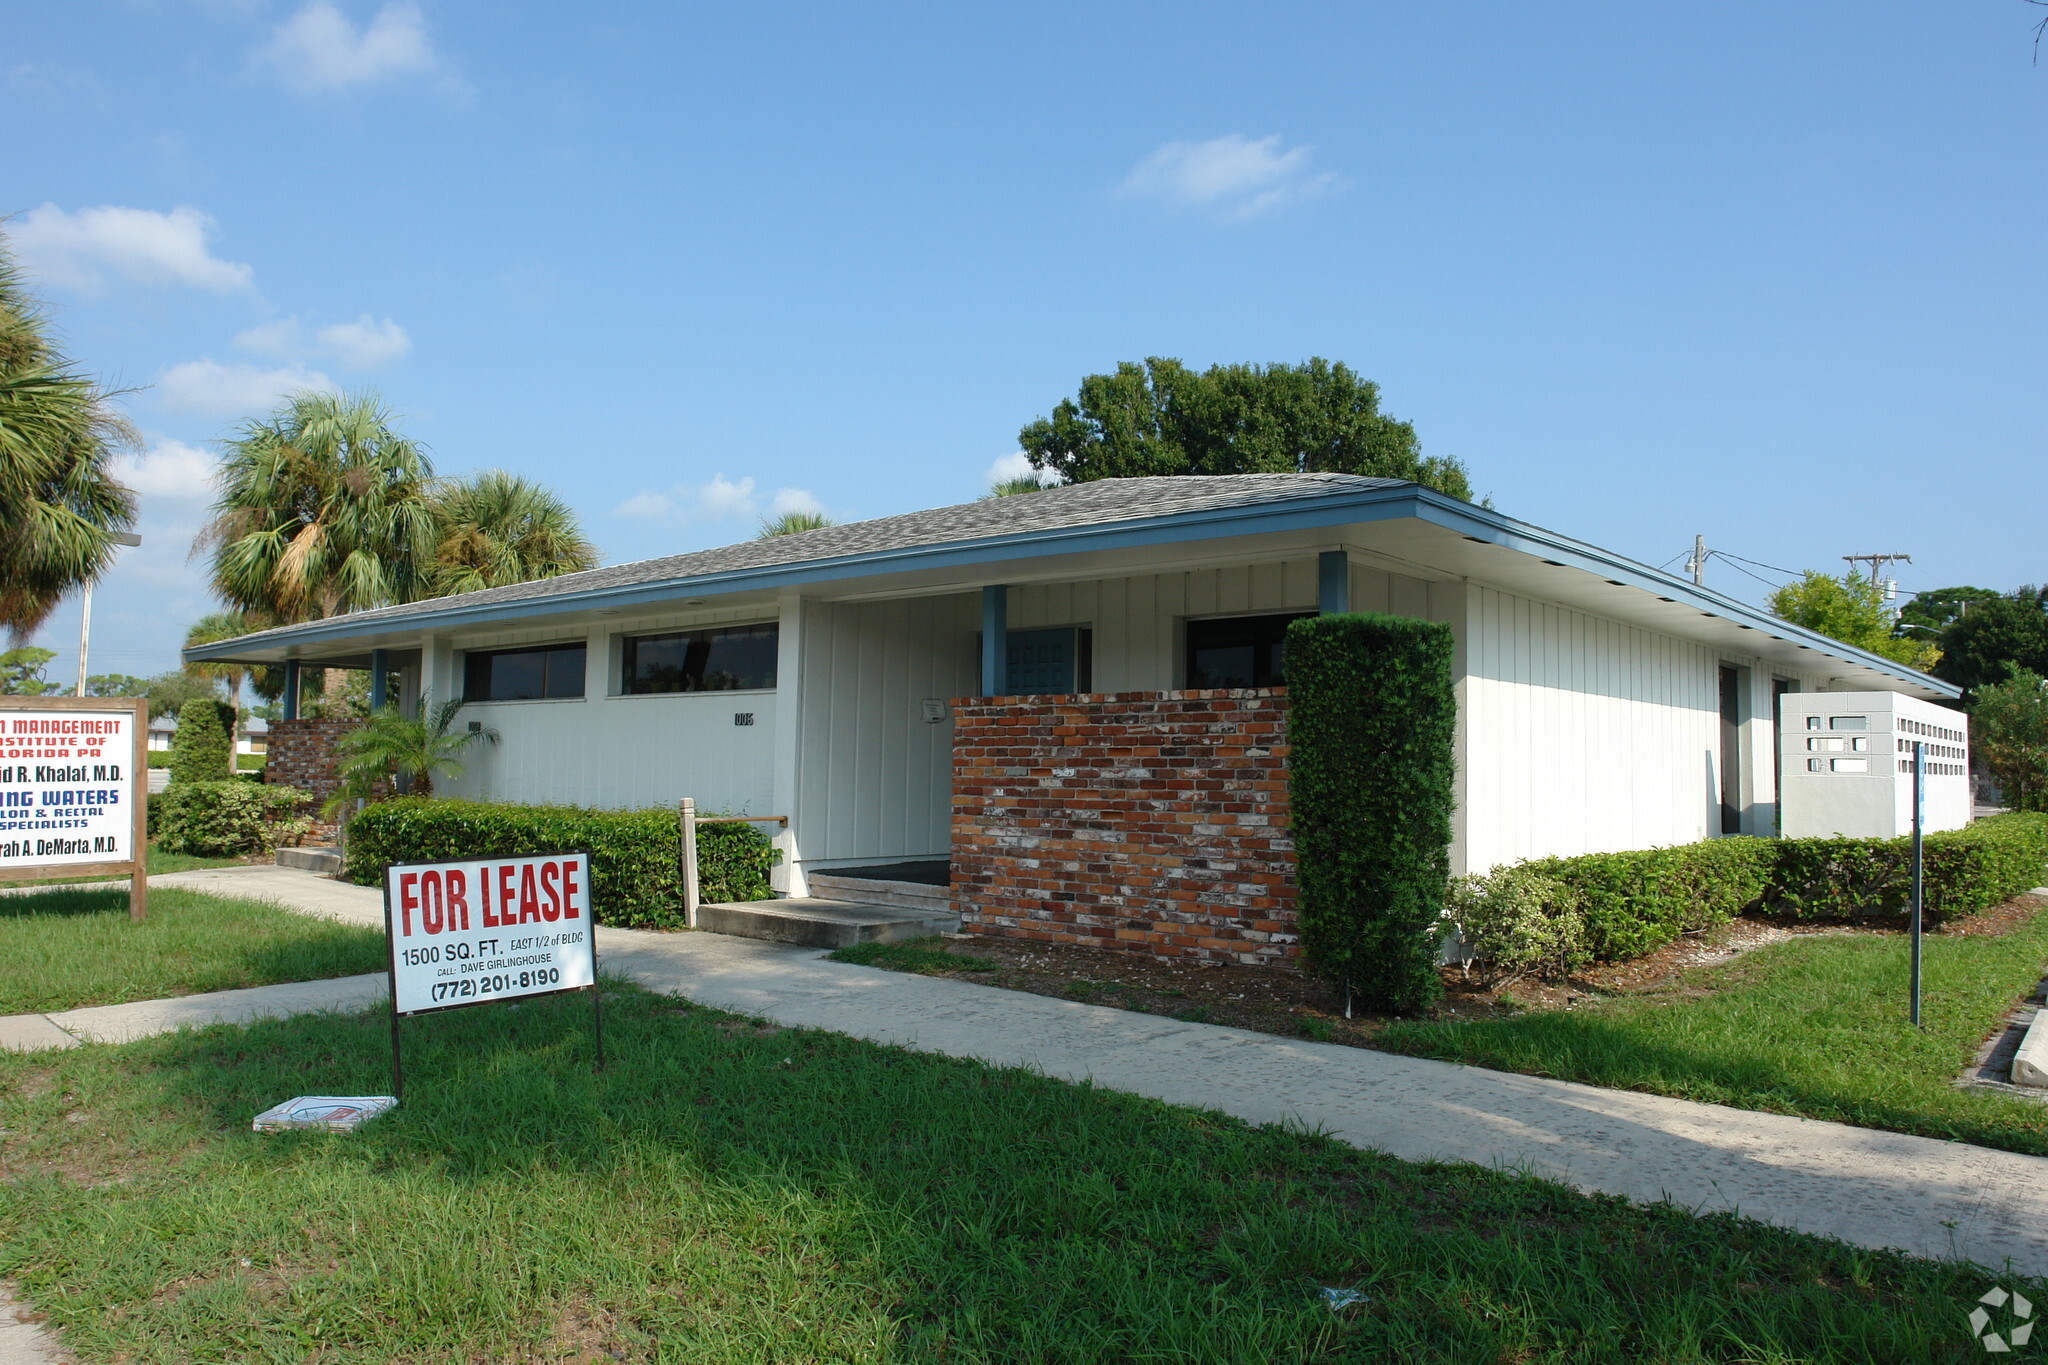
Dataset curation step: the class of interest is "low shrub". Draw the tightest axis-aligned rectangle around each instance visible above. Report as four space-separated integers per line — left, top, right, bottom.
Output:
342 798 778 929
1450 813 2048 979
1764 811 2048 921
152 781 315 858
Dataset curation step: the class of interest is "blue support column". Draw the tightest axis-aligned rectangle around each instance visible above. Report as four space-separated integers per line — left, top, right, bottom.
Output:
281 660 301 720
980 585 1008 698
369 648 388 712
1318 550 1350 614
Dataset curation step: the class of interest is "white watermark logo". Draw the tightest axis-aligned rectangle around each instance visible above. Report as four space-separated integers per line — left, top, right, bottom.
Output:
1971 1285 2034 1354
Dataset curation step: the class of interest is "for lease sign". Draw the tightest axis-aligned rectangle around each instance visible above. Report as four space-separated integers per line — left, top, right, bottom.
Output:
383 851 596 1016
0 707 137 868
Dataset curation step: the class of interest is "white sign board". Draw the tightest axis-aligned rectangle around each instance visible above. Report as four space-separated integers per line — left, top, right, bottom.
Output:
0 705 140 869
383 851 596 1016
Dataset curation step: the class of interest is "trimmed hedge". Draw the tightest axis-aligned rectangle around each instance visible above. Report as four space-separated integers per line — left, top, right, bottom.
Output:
152 781 315 857
1286 612 1458 1014
168 697 236 784
342 798 778 930
1451 813 2048 979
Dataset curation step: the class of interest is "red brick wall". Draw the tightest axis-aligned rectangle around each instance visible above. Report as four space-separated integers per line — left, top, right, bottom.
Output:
262 718 361 801
949 689 1297 968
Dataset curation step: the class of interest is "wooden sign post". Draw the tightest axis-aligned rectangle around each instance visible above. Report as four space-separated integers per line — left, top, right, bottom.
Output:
0 696 149 920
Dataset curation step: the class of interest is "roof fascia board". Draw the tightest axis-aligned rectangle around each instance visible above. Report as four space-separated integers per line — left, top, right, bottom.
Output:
1402 489 1959 698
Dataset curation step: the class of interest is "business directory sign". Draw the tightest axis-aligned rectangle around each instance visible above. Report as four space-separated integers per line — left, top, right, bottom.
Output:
0 699 148 919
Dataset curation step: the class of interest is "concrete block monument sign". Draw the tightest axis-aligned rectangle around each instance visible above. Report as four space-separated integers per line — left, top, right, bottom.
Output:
0 696 148 919
380 850 602 1097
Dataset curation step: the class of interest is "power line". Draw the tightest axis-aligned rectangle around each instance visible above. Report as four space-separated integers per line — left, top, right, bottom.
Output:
1710 555 1787 592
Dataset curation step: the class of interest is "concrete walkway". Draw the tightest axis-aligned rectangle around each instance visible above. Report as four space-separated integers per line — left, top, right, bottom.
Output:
7 864 2048 1277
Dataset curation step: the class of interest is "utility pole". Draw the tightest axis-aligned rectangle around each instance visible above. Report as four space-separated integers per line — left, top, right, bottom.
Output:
1842 553 1911 615
1686 534 1707 587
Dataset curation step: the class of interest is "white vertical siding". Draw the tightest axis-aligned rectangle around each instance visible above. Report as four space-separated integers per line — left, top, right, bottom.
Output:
792 593 979 866
1460 584 1832 874
442 691 776 814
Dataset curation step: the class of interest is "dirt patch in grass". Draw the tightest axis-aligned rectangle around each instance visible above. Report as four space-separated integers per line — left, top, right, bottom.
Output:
880 899 2046 1048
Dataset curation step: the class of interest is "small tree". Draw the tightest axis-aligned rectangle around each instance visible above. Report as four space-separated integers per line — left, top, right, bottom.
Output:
1285 613 1457 1014
329 695 498 815
1972 671 2048 813
0 646 61 696
168 696 236 784
1768 570 1939 671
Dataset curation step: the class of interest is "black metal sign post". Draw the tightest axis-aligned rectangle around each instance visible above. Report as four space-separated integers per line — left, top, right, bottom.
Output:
1910 741 1925 1029
381 848 603 1102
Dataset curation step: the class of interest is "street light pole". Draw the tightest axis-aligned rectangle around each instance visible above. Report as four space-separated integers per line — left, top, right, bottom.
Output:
75 532 142 697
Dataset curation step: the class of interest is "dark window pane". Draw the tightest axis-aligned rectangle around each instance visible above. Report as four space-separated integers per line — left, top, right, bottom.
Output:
489 651 546 700
1184 613 1313 689
464 644 586 702
626 624 778 694
543 645 586 698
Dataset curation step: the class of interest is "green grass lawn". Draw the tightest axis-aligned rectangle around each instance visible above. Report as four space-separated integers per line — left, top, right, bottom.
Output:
0 887 388 1015
0 986 2024 1364
1381 912 2048 1157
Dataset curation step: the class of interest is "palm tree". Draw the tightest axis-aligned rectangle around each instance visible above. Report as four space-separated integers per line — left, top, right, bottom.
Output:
199 389 438 623
425 469 599 597
330 695 497 813
982 475 1052 499
0 235 138 635
183 609 270 709
757 509 835 538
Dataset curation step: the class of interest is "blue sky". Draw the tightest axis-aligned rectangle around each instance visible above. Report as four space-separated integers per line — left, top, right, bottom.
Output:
7 1 2046 683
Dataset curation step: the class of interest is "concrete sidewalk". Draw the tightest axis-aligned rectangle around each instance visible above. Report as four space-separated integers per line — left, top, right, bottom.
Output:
8 863 2048 1276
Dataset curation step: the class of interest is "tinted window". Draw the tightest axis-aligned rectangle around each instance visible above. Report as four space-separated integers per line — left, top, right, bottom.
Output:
1184 612 1313 688
464 644 586 701
624 623 778 693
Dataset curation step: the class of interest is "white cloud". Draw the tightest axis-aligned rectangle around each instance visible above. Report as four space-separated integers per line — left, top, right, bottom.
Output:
156 359 337 417
257 1 438 92
232 317 303 359
1119 134 1341 220
10 203 253 292
615 475 826 527
234 313 411 370
316 315 410 368
766 487 824 518
984 452 1058 488
110 438 216 507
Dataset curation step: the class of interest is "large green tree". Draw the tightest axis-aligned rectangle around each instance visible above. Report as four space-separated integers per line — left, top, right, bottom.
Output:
1933 588 2048 700
199 390 438 623
0 646 60 695
425 469 599 597
1767 570 1940 672
0 236 138 635
1018 357 1473 500
1896 585 2001 641
1970 670 2048 813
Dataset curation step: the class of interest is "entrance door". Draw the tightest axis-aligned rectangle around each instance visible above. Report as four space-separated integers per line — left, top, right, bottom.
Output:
1718 665 1743 834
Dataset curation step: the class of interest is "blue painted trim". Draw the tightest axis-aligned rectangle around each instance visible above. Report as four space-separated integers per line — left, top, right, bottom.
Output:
1317 549 1349 614
282 661 300 720
369 648 388 711
980 585 1007 697
186 480 1959 699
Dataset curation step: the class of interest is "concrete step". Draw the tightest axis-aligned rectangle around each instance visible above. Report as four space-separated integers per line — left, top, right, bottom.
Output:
697 896 959 950
276 846 345 875
804 873 952 914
